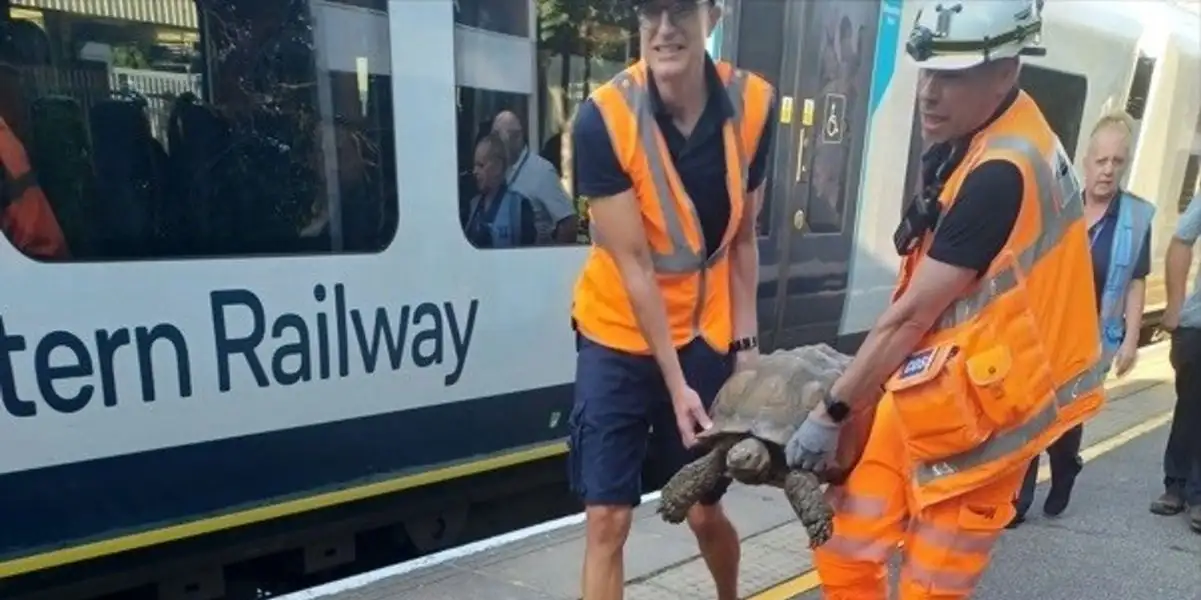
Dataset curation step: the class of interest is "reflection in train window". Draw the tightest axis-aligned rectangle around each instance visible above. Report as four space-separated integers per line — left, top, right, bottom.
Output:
1181 155 1200 213
1125 53 1156 121
0 0 398 262
734 0 787 237
804 10 869 236
1180 109 1201 213
454 0 638 248
455 0 529 37
1020 65 1088 161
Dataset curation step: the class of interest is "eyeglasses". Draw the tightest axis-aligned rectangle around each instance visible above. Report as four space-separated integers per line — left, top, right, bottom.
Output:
635 1 708 30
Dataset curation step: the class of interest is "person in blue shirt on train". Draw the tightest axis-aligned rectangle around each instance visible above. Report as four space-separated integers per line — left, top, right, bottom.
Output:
1010 111 1154 527
464 132 537 249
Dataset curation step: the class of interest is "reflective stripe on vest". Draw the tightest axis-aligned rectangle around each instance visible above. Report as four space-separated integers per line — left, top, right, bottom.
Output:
602 68 752 274
595 67 760 340
1098 193 1155 366
912 134 1106 486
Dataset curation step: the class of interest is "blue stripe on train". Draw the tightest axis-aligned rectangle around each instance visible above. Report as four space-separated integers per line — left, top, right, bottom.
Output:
0 384 574 562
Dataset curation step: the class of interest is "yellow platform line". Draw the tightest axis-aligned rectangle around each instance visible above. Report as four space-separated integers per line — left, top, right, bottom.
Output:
747 403 1174 599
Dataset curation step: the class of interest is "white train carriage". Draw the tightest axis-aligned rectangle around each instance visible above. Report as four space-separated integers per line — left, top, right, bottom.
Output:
0 0 1196 597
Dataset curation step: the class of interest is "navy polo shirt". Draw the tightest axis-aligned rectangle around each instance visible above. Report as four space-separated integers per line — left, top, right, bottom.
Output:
1088 191 1151 312
572 57 777 256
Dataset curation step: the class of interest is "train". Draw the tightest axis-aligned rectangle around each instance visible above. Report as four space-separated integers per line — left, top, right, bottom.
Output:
0 0 1197 598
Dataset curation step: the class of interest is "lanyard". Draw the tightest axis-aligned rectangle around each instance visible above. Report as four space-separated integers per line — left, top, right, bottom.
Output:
1088 221 1104 250
505 147 531 187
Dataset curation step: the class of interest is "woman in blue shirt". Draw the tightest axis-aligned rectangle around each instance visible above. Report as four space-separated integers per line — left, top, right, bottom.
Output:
1010 112 1154 527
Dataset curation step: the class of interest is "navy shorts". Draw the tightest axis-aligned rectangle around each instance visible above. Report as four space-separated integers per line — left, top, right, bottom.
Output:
567 335 734 507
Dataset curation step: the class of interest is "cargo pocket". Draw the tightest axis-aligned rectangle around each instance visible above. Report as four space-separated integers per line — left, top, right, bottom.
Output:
965 304 1056 430
886 344 992 462
566 344 594 498
565 393 587 497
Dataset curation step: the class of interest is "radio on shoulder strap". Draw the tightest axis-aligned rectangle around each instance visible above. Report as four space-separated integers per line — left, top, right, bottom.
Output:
894 192 943 255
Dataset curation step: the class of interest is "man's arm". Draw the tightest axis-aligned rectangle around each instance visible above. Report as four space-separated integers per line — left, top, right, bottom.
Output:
573 99 688 393
531 157 580 244
826 160 1024 410
1123 228 1151 342
1164 198 1201 329
730 96 779 343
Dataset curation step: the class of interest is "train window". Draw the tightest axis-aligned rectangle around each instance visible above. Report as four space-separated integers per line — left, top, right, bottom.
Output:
1125 53 1156 121
456 0 637 249
456 0 529 38
1180 110 1201 213
0 0 398 262
1019 65 1088 161
1181 155 1200 214
734 0 787 237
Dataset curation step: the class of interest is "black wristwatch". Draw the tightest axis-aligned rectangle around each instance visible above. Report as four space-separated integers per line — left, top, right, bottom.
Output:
822 388 851 423
730 336 759 353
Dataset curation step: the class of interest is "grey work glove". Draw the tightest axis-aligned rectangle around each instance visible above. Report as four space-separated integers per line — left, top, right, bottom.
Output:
785 414 841 472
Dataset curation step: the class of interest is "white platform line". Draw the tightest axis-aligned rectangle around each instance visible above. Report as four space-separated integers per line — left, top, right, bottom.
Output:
273 491 663 599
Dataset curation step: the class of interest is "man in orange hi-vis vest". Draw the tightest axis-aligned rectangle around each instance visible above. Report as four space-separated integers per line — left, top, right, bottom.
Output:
0 116 68 260
567 1 777 599
784 1 1106 597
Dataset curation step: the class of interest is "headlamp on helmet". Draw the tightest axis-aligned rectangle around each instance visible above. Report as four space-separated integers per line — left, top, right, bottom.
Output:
906 0 1047 71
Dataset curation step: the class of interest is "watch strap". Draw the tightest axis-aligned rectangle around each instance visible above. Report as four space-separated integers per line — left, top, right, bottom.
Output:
730 336 759 352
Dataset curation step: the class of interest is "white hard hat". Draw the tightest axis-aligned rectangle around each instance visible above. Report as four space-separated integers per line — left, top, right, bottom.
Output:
905 0 1047 71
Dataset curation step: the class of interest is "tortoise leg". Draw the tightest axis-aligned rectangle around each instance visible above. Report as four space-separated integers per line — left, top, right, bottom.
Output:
657 439 735 524
783 469 834 548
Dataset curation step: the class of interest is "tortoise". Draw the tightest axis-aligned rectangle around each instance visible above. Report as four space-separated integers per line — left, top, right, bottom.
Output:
656 343 853 548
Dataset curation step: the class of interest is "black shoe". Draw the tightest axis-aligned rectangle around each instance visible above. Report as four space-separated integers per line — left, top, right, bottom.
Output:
1043 455 1083 517
1005 512 1026 529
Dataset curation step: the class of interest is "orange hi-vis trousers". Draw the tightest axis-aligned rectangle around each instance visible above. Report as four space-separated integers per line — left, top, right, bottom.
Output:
813 395 1026 599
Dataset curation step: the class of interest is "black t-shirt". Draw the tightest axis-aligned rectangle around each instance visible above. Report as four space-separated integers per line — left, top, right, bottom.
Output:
926 159 1024 275
572 58 777 256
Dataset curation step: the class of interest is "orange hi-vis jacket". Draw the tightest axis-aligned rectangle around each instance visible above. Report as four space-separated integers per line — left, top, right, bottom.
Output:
885 90 1105 510
0 117 68 260
571 60 773 354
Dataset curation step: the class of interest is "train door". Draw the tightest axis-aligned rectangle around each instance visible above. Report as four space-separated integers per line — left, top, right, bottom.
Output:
733 0 881 349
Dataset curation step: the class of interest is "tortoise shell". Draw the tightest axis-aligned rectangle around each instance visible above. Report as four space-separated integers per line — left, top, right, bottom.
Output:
697 343 852 448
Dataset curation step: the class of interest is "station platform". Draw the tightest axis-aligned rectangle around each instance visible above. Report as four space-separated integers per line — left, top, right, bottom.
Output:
280 341 1200 600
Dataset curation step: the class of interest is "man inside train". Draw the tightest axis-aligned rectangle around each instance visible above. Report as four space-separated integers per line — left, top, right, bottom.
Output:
1157 190 1201 533
491 110 579 244
566 0 777 598
785 1 1108 597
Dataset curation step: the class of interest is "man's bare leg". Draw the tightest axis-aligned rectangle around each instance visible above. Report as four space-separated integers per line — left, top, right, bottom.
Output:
582 504 633 600
688 502 741 600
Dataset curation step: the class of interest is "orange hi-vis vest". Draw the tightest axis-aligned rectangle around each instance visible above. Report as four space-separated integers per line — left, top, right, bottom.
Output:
571 60 773 354
884 90 1105 510
0 117 68 259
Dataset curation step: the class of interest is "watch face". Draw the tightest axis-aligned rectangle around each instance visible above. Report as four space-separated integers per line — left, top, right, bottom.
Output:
829 402 850 421
824 393 850 421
